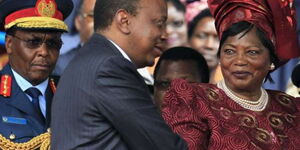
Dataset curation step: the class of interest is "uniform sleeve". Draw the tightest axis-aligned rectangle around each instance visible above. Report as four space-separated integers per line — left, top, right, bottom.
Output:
161 79 210 150
95 56 187 150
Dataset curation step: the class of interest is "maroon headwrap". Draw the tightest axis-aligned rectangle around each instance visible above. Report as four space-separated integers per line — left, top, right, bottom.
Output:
208 0 300 63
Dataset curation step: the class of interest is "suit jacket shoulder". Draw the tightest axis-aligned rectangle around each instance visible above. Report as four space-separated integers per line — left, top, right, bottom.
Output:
51 33 188 150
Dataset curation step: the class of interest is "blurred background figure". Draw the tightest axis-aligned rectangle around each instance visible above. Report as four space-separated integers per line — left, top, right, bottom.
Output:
149 0 211 78
147 0 190 82
74 0 95 45
153 46 209 109
166 0 188 49
0 27 8 69
188 8 221 83
180 0 208 23
53 0 96 75
285 0 300 97
286 64 300 97
291 64 300 94
148 0 210 76
58 0 81 55
263 0 300 92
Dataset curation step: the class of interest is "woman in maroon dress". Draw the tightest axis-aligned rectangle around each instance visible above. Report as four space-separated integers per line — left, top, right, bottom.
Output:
161 0 300 149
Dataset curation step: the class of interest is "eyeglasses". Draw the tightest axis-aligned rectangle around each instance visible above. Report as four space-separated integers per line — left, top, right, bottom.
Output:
80 12 94 21
9 34 63 50
81 12 94 18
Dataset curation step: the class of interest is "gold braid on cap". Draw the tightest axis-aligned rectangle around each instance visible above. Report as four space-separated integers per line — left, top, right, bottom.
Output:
5 17 68 31
0 131 50 150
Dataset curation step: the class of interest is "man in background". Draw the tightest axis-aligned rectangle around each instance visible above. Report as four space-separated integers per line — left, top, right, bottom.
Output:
53 0 95 75
153 46 210 109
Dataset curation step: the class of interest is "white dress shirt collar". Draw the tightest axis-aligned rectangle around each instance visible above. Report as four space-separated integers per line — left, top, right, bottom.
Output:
11 68 48 96
108 39 132 62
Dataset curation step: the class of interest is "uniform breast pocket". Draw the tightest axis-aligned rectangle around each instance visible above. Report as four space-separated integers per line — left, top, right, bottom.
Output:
0 116 35 143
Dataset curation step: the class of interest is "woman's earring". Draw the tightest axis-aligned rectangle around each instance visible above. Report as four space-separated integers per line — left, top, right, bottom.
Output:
270 63 275 70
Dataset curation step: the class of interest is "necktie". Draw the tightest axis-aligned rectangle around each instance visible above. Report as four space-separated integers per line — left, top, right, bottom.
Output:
25 87 45 123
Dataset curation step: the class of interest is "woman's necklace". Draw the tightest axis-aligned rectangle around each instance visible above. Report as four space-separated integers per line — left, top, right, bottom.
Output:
217 80 269 111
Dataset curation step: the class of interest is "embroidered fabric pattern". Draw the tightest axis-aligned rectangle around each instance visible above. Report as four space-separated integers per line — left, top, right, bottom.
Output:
161 79 300 150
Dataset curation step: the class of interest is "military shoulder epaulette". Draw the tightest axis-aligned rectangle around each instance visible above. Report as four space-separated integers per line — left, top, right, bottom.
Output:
49 75 59 94
0 75 58 97
0 74 12 97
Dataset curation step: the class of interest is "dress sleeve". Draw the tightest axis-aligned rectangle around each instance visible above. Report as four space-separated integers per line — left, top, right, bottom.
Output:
161 79 210 150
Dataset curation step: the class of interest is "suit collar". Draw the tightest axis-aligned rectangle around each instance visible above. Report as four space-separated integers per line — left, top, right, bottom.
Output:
108 39 132 62
88 33 124 57
11 68 49 97
84 34 150 95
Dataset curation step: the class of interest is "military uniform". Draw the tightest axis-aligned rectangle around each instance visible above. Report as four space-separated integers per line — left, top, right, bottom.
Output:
0 64 58 143
0 0 73 148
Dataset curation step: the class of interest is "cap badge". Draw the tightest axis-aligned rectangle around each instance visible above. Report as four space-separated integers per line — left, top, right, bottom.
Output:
35 0 57 17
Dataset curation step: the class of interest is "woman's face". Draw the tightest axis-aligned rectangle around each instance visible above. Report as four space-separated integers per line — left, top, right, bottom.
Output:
166 2 188 49
189 17 219 70
220 27 272 92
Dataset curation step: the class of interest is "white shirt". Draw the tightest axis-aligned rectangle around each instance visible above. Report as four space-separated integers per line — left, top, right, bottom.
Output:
108 39 132 62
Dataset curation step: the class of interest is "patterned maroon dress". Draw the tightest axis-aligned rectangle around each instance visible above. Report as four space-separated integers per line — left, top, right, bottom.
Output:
161 79 300 150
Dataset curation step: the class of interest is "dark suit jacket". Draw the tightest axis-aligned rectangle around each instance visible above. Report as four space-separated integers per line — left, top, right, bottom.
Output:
51 33 187 150
0 64 55 143
53 44 80 76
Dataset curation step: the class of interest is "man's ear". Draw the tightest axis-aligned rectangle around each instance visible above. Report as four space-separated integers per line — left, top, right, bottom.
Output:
5 36 13 54
115 9 131 34
74 15 82 32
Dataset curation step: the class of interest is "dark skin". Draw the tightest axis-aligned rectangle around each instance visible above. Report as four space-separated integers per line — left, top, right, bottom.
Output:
154 60 201 109
5 30 61 85
101 0 168 68
220 27 272 101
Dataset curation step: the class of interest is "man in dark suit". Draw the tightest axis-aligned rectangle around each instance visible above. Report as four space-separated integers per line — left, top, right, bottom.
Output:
0 0 73 146
51 0 188 149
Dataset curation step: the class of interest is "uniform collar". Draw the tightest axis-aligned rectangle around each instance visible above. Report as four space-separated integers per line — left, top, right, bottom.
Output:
11 68 48 96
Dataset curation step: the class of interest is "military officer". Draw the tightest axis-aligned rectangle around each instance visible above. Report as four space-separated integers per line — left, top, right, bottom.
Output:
0 0 73 146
